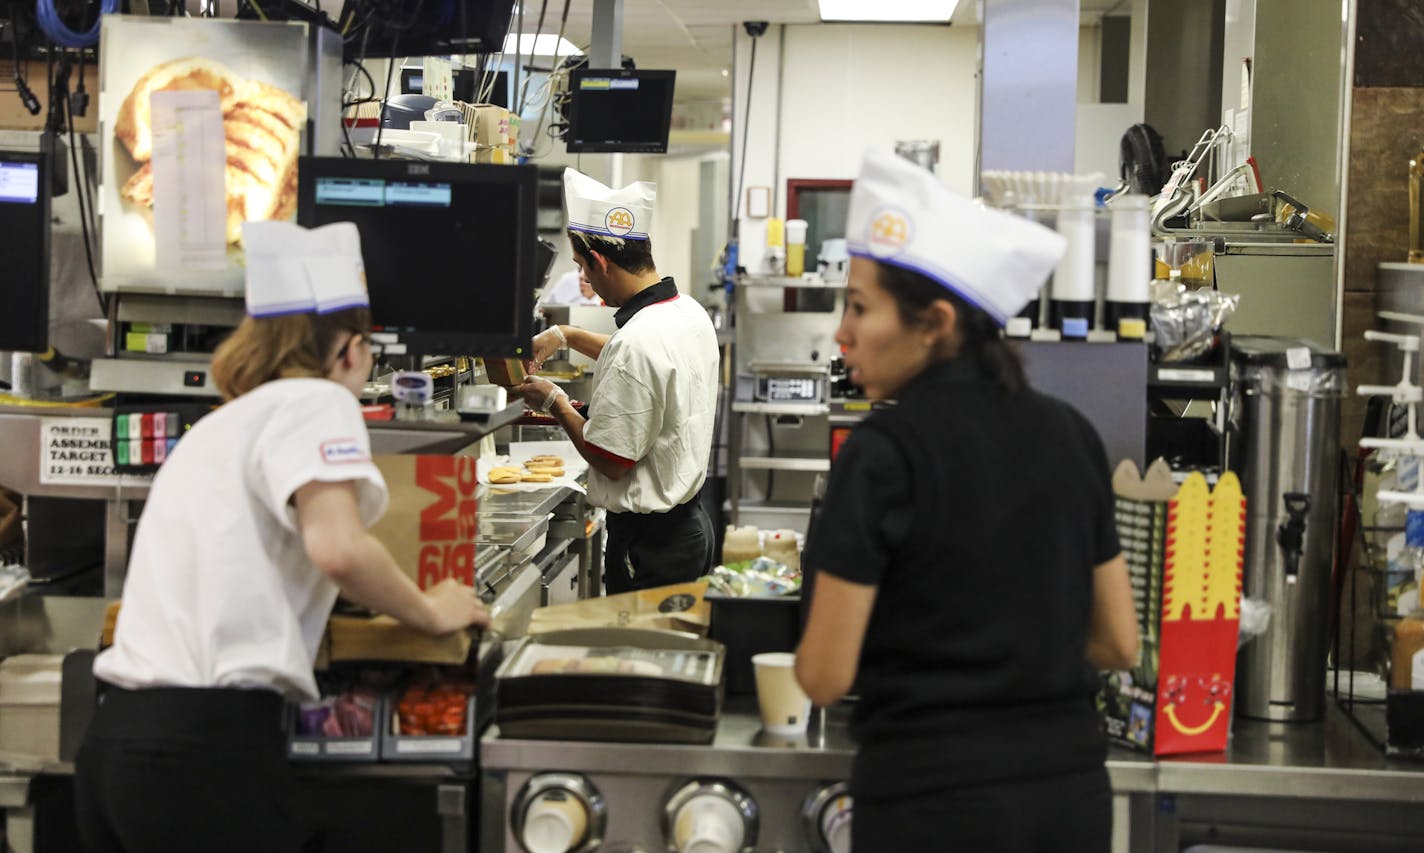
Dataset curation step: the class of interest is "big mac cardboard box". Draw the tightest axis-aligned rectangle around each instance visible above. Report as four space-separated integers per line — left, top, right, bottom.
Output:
1097 460 1246 756
326 455 481 665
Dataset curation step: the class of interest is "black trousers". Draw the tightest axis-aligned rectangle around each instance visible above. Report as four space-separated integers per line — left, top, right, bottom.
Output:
604 494 715 594
852 766 1112 853
74 685 307 853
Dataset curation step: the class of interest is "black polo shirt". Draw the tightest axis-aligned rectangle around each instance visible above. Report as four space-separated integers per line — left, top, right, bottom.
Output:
804 357 1120 800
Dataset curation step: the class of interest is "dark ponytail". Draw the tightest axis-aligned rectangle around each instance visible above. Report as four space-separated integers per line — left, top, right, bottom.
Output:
876 263 1027 393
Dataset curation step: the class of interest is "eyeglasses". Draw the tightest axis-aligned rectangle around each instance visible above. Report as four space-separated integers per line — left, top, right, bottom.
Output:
333 331 372 363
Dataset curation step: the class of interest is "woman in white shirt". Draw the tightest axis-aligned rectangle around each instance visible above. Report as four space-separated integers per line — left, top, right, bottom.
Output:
73 222 488 853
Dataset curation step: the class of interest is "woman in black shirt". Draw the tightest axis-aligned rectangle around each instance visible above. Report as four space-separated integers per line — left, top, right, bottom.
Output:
795 151 1139 853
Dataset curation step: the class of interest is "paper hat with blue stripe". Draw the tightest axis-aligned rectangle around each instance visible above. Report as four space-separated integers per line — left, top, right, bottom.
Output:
846 150 1066 325
564 168 655 241
241 221 369 318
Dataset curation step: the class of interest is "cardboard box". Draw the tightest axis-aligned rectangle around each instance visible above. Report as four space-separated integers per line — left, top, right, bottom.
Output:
0 655 63 762
325 615 475 665
472 146 513 165
1098 461 1246 756
482 358 527 387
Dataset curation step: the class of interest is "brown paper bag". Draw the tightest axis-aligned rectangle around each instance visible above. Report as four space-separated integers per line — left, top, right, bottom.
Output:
369 455 480 590
529 581 712 637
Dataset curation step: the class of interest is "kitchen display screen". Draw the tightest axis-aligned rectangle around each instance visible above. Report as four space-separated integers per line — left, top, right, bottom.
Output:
0 161 39 202
298 158 536 358
566 69 676 154
0 153 49 352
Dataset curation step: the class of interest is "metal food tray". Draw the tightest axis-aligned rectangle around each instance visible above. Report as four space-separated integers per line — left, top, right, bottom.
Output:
479 513 552 564
481 488 568 520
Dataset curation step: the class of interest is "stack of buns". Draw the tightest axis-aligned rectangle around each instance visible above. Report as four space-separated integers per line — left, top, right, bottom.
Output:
487 455 566 485
115 57 306 245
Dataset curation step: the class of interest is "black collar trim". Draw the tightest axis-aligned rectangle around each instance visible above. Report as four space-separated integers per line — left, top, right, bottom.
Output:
614 277 679 328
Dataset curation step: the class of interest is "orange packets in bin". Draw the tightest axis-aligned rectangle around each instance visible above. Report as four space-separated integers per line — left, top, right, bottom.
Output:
395 672 476 737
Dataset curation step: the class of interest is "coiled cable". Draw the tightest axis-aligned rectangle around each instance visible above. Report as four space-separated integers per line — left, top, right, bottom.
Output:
35 0 118 49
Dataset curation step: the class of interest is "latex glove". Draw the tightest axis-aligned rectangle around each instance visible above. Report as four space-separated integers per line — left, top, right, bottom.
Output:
530 325 567 371
514 376 568 413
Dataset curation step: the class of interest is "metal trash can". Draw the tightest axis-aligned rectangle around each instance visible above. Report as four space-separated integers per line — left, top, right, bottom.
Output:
1227 336 1346 721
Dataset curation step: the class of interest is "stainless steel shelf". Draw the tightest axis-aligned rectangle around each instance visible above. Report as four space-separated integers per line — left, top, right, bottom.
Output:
367 401 525 454
736 275 847 289
730 401 829 416
736 456 829 472
726 501 812 516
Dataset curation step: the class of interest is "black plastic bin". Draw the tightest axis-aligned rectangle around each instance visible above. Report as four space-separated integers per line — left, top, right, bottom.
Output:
707 593 802 695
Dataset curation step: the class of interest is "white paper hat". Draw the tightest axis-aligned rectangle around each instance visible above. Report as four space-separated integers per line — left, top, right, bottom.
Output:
242 221 369 318
846 150 1066 325
564 168 655 241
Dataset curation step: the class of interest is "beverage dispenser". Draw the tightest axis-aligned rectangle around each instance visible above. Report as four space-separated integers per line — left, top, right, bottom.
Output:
1227 336 1346 721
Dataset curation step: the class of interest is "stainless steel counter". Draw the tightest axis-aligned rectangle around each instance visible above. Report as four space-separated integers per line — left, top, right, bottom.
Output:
1148 707 1424 801
484 701 1423 800
481 701 1424 852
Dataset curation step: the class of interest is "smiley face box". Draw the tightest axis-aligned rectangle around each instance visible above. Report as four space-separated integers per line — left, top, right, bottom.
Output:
1098 461 1245 756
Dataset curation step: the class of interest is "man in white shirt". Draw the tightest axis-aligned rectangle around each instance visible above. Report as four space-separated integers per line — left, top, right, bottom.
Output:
516 169 720 593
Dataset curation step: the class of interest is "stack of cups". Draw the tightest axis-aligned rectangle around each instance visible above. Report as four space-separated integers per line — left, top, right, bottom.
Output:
786 219 809 277
1051 201 1096 340
752 652 812 736
1106 194 1152 340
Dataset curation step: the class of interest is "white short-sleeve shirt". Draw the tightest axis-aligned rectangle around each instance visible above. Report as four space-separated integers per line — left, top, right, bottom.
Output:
93 378 388 701
582 290 719 514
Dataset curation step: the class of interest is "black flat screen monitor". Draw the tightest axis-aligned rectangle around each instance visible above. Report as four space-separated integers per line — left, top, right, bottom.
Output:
343 0 515 59
566 69 676 154
296 157 537 358
0 150 49 352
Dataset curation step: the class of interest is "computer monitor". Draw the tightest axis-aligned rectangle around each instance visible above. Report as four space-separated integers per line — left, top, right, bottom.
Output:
296 157 538 358
0 150 50 352
343 0 515 59
464 69 509 107
565 68 676 154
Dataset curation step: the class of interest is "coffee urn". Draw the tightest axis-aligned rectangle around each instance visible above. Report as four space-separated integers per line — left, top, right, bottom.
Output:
1227 336 1346 721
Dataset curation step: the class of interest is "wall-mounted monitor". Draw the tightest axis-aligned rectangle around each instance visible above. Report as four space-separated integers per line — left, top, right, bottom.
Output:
296 157 538 358
345 0 516 60
0 150 50 352
566 68 676 154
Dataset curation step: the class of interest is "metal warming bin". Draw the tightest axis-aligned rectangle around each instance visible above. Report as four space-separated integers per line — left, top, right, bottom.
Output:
1227 336 1346 722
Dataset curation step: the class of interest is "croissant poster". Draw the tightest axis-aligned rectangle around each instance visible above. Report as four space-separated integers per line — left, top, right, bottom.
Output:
99 16 310 295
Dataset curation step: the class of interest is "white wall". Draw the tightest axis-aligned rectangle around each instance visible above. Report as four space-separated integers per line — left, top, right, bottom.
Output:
1074 0 1148 179
731 24 979 269
649 155 701 293
731 22 978 217
730 16 1149 251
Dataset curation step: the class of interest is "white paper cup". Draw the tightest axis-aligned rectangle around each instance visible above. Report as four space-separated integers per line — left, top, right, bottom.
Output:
752 652 812 735
521 791 587 853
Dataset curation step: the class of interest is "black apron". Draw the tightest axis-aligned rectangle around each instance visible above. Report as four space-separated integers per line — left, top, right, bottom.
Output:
603 489 714 594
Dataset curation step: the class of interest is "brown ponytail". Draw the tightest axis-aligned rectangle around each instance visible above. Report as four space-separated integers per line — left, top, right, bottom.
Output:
876 263 1027 393
211 307 371 401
